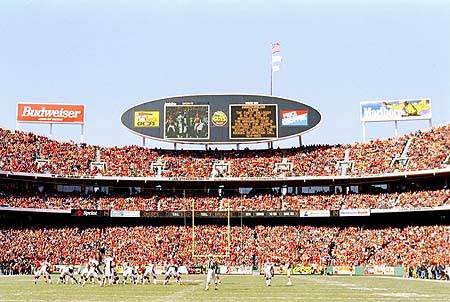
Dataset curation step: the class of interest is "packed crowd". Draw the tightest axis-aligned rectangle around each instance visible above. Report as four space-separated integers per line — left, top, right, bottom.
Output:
406 126 450 171
1 125 449 178
1 224 449 274
1 189 448 211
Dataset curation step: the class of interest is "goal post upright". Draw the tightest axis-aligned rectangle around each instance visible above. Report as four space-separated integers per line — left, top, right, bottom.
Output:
191 198 195 258
226 197 231 257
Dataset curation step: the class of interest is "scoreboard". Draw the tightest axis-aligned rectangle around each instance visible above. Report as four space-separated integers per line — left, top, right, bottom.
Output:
121 94 321 145
230 104 277 139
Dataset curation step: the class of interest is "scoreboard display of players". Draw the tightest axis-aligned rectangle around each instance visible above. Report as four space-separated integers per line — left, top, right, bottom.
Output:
121 94 321 144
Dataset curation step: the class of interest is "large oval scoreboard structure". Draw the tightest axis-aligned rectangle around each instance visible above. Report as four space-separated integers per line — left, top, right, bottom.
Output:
121 94 321 145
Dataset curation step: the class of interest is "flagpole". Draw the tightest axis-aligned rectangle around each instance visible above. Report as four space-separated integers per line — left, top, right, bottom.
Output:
270 43 273 95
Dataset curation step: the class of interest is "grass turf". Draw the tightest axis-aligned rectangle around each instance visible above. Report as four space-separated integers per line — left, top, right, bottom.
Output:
1 274 449 302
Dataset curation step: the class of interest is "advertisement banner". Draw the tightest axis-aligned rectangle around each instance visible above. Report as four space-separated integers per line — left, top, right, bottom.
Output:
339 208 370 217
218 265 228 274
363 266 395 276
227 265 253 275
212 111 228 127
332 266 355 275
292 266 315 275
71 209 110 217
140 211 161 217
178 266 189 275
17 103 85 124
110 210 140 218
134 111 159 127
191 266 203 274
299 210 330 217
360 99 431 122
168 211 183 217
281 110 308 126
273 266 288 274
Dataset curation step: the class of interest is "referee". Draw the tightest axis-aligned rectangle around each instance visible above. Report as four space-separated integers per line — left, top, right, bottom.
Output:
205 254 218 290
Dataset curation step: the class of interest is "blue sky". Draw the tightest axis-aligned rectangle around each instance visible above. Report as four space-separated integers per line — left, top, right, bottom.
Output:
0 0 449 149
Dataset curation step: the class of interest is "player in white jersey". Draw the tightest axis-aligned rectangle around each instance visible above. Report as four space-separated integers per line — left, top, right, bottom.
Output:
444 265 450 280
286 261 292 286
82 257 101 286
163 259 182 285
78 261 89 281
143 260 157 285
205 254 218 290
102 252 115 286
122 260 134 284
263 260 275 286
34 259 52 284
57 265 78 284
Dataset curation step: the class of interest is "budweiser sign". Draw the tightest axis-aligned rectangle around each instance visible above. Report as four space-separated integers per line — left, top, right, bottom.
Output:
17 103 85 124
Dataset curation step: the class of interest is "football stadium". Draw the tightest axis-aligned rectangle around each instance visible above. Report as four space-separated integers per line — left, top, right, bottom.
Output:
1 2 450 302
2 97 450 301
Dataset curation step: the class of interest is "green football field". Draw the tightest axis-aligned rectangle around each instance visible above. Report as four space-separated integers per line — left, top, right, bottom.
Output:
1 274 449 302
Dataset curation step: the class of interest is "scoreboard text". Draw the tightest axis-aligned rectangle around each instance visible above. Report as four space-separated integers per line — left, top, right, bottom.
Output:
230 104 277 139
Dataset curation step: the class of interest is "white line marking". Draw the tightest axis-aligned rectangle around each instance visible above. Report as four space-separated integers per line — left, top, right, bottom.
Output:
370 276 450 283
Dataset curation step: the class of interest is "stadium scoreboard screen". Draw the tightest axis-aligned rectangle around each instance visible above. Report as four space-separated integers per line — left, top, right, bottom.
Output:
121 94 321 144
230 104 277 139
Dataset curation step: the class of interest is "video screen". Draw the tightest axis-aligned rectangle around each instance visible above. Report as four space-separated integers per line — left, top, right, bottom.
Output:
164 104 210 139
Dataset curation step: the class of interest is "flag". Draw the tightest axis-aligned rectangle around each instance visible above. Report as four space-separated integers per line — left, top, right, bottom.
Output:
272 55 283 63
271 42 281 54
272 65 280 72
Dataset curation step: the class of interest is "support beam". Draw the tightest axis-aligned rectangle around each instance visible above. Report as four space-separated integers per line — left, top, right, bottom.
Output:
80 124 85 144
362 122 366 142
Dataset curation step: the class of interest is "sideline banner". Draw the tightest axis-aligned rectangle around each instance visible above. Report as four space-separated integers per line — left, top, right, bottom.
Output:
332 266 355 275
227 265 253 275
363 266 395 276
292 266 315 275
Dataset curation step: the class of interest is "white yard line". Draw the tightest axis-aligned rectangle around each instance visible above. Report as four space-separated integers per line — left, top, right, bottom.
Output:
293 275 444 299
369 276 450 283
